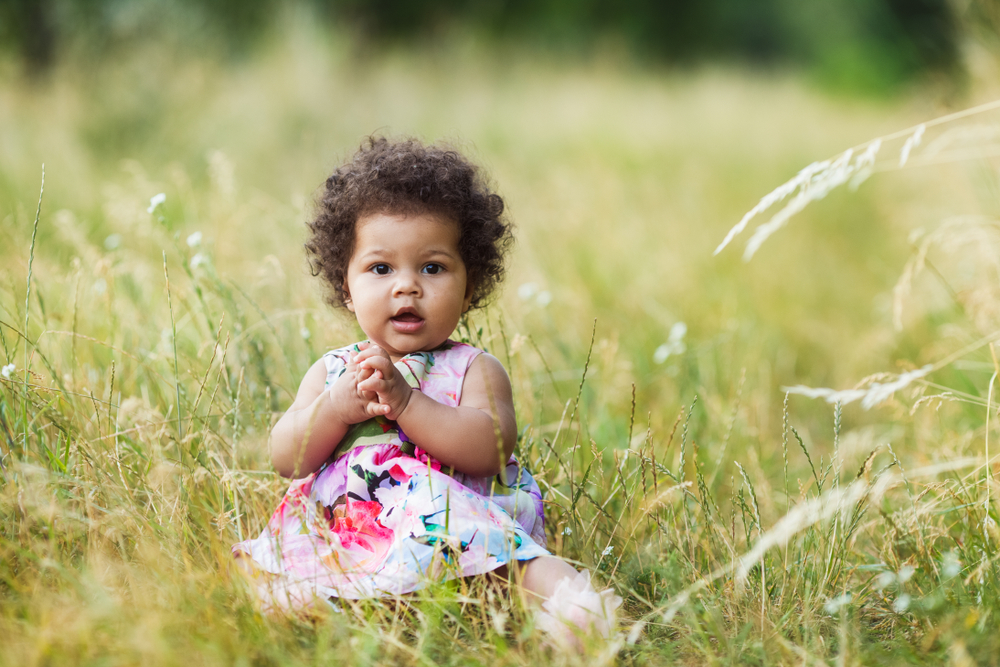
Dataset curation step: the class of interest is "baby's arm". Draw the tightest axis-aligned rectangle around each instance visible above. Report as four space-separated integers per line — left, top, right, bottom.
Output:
356 348 516 477
269 356 372 478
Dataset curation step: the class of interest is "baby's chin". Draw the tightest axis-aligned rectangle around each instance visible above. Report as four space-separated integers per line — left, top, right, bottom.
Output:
364 335 452 361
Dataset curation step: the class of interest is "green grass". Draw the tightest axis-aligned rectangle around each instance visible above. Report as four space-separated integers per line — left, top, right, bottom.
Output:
3 17 1000 665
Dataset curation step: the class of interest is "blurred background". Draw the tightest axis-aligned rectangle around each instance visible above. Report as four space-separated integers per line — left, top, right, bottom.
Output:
0 0 982 88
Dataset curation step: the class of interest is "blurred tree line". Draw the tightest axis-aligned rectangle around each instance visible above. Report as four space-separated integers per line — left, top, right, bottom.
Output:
0 0 987 90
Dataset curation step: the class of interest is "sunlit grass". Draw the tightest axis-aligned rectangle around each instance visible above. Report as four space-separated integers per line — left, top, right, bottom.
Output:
3 16 1000 665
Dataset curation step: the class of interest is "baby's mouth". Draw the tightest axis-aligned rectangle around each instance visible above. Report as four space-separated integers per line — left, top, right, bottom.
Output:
390 309 425 333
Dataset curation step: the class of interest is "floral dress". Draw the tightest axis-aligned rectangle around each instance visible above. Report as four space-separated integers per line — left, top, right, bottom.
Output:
233 340 549 606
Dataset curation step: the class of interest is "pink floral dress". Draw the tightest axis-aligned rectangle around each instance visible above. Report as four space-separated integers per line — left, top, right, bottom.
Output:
233 340 549 605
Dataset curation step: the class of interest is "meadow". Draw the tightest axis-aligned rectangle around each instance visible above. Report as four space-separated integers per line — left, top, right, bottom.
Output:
3 17 1000 665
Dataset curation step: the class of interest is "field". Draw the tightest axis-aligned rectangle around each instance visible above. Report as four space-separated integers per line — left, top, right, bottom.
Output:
3 17 1000 665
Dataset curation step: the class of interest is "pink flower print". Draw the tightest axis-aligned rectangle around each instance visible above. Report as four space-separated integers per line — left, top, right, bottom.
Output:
388 464 411 484
370 444 402 468
268 476 316 536
410 446 443 472
330 501 394 552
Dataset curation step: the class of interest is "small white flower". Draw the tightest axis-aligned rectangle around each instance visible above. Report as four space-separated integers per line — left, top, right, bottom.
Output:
92 278 107 295
536 290 552 307
876 570 896 589
300 327 311 340
186 231 202 248
601 545 614 557
518 283 537 301
1 363 15 379
190 253 208 269
823 592 852 615
897 565 915 584
562 526 572 536
892 593 911 613
941 551 961 580
147 192 166 214
104 234 122 250
654 321 687 364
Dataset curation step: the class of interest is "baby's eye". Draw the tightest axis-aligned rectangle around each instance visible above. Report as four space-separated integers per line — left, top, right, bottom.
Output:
372 264 391 275
422 263 443 275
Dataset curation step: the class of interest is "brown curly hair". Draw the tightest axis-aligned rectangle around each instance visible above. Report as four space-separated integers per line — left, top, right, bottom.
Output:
306 136 513 310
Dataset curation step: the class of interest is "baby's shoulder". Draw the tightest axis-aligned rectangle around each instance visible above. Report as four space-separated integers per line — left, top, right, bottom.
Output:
422 340 487 377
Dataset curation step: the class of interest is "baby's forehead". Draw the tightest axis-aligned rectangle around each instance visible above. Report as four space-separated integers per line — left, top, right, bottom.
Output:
352 211 462 253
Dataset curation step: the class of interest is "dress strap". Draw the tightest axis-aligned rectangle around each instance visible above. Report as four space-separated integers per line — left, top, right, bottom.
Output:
414 341 483 408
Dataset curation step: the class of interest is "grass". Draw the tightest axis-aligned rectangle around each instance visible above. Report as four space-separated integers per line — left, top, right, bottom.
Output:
3 16 1000 665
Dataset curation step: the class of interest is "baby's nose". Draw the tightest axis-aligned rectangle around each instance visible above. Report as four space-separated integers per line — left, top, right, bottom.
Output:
393 271 422 295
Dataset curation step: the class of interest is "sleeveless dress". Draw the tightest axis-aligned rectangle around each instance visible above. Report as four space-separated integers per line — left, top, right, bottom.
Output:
233 340 549 606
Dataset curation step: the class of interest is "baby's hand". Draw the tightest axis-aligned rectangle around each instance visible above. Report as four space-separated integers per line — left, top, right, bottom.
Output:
326 361 373 427
355 345 412 421
350 342 378 403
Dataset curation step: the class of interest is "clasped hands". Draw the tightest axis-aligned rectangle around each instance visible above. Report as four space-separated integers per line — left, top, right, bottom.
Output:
327 342 413 424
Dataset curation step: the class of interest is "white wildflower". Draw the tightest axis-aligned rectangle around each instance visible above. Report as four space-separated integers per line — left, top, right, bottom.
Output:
104 234 122 250
518 283 537 301
186 231 203 248
300 327 311 340
92 278 107 295
1 363 15 379
783 365 932 410
899 124 925 167
892 593 911 613
654 322 687 364
563 526 572 536
147 192 166 214
536 290 552 307
823 592 852 615
897 565 915 584
190 253 208 269
941 551 961 580
876 570 896 589
601 545 614 557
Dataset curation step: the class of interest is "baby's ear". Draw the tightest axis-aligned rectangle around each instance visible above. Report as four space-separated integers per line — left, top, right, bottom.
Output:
462 280 475 313
343 286 355 312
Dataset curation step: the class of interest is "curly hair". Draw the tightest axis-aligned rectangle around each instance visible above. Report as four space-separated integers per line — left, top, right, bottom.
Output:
306 136 513 311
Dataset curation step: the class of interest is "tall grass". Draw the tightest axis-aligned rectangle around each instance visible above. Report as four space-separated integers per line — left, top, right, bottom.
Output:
2 19 1000 665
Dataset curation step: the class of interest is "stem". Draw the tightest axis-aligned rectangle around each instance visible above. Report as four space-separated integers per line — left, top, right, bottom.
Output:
163 251 184 440
22 164 44 456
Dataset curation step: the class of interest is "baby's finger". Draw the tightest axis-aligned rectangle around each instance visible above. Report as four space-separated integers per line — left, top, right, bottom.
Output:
357 375 386 394
354 344 390 363
358 355 393 376
356 371 380 398
365 401 391 417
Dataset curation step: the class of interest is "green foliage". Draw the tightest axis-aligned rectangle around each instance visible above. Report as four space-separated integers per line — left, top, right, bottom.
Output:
0 0 964 93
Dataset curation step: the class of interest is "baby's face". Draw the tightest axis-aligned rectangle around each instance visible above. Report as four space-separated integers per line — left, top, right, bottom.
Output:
344 212 473 361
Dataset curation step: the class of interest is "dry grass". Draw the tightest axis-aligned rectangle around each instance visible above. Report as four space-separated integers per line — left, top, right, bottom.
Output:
3 16 1000 665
